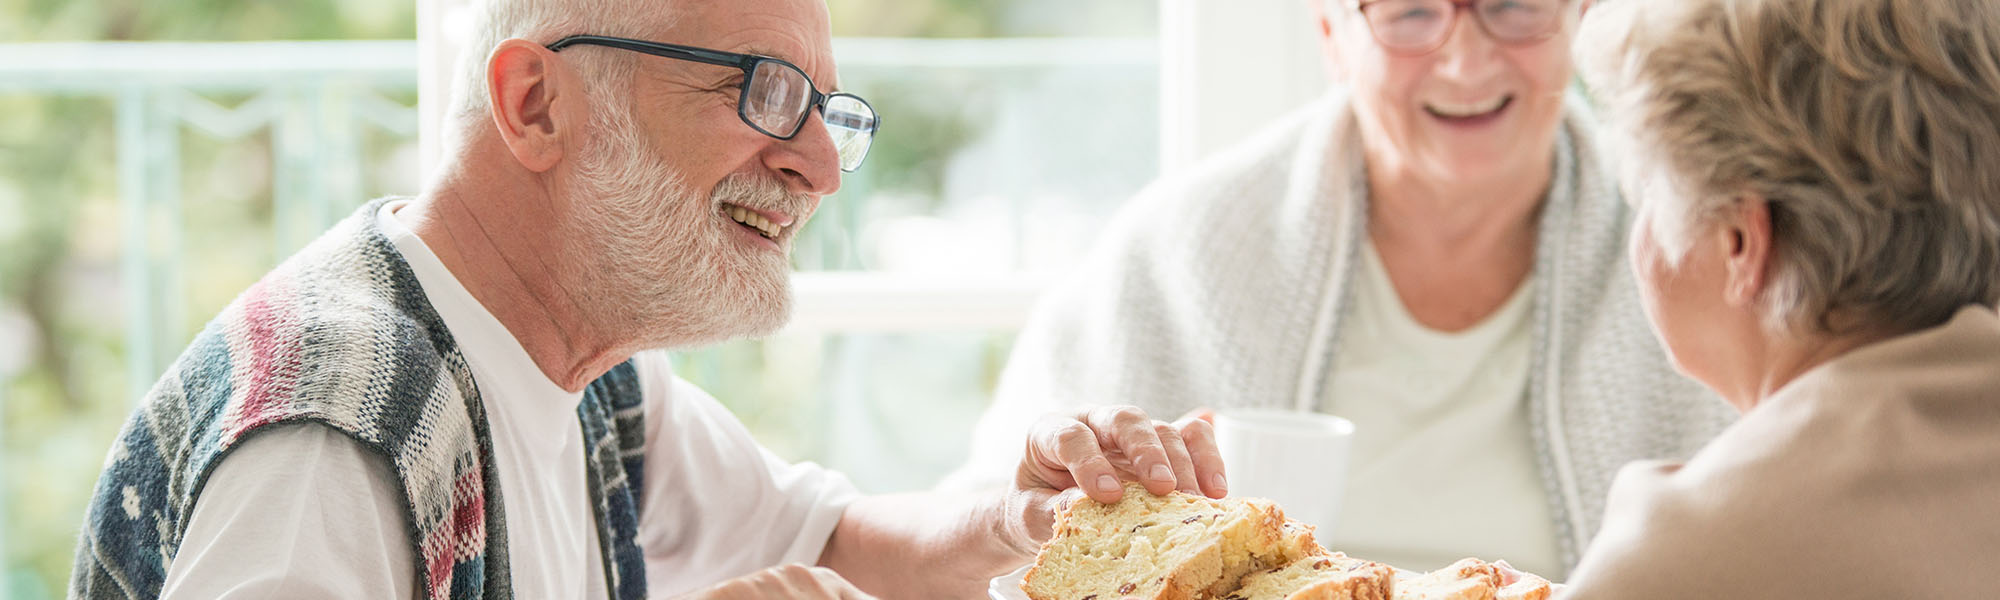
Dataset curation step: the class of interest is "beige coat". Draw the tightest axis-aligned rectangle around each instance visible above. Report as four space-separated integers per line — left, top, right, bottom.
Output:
1564 305 2000 598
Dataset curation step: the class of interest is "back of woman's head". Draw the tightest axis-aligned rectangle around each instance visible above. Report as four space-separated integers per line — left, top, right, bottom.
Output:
1579 0 2000 336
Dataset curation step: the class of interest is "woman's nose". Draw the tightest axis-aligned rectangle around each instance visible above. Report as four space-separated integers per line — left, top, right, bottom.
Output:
1432 11 1505 81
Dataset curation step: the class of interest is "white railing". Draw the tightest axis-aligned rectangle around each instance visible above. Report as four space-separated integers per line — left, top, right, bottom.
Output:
2 41 423 406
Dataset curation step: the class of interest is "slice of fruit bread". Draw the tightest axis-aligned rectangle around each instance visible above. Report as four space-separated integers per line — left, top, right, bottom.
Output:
1226 552 1395 600
1390 558 1500 600
1022 483 1294 600
1388 557 1551 600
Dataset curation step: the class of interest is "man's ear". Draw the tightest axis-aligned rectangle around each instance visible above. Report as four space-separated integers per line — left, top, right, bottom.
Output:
486 39 571 173
1721 195 1775 308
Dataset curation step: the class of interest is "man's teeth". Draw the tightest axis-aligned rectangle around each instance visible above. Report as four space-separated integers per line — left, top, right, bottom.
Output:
727 205 782 239
1427 96 1509 118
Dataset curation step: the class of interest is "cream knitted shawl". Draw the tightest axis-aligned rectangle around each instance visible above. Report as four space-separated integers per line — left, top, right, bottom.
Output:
949 91 1737 572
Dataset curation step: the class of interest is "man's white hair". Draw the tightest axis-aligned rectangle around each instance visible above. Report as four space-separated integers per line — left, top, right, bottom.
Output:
446 0 676 140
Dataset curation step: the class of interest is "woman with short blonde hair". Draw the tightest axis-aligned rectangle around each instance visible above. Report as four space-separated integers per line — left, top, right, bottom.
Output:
1590 0 2000 339
1553 0 2000 595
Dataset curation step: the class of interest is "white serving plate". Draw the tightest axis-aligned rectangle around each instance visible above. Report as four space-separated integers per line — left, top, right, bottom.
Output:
988 565 1032 600
985 562 1427 599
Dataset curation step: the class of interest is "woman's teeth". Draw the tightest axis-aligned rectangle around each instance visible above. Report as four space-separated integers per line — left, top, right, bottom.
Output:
727 205 781 239
1425 96 1510 118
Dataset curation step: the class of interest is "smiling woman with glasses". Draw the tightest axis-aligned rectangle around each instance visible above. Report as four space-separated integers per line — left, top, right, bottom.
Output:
546 34 880 172
947 0 1739 580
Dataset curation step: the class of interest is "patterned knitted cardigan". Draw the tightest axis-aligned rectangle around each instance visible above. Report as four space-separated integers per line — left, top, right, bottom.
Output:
69 199 649 600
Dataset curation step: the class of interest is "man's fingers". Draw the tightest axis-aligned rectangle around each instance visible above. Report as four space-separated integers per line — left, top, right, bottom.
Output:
1022 416 1078 487
1025 406 1210 504
1053 486 1088 512
1083 406 1176 496
1172 416 1228 498
1044 416 1125 503
1154 421 1202 495
1178 407 1216 424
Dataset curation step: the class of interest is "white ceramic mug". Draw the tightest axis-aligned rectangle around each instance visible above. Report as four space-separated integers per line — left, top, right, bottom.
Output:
1212 408 1354 536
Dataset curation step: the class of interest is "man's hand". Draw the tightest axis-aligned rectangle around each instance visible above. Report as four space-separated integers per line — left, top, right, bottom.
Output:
1019 406 1228 502
1003 406 1228 552
683 564 877 600
815 406 1229 598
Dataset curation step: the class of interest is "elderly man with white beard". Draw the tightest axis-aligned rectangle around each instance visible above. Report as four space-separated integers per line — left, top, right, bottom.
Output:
64 0 1227 598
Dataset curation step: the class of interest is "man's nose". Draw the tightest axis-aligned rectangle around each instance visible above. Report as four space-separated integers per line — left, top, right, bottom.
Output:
762 111 843 197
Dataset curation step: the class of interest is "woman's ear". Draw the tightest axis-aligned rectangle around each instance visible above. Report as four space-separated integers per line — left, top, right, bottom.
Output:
1313 0 1336 37
1313 0 1351 82
1721 195 1775 308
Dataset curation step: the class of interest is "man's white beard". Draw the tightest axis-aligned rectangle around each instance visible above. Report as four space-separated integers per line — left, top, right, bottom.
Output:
559 98 805 350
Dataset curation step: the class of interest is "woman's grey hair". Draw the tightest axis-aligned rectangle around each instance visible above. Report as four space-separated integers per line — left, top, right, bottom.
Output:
446 0 676 139
1577 0 2000 337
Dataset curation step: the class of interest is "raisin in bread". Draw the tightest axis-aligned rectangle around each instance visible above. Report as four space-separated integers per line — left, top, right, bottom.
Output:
1022 483 1296 600
1228 552 1395 600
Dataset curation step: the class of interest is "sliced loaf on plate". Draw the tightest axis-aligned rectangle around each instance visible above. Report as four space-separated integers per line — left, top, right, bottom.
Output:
1022 483 1300 600
1228 552 1395 600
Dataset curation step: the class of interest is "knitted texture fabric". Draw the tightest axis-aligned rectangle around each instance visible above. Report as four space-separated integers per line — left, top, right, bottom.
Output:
950 91 1740 573
69 199 649 600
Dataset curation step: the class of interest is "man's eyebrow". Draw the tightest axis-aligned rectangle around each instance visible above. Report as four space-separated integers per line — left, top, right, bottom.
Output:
739 45 792 62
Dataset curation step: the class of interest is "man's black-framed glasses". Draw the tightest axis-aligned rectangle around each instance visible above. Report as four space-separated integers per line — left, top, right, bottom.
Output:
1353 0 1567 56
547 34 879 172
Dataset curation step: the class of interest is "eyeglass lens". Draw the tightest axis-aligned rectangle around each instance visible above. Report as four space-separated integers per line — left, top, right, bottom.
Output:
746 61 809 135
1362 0 1562 51
744 60 877 171
822 95 875 172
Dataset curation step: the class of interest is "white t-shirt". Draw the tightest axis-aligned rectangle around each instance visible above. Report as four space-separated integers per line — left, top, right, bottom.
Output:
160 201 860 599
1318 242 1561 576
